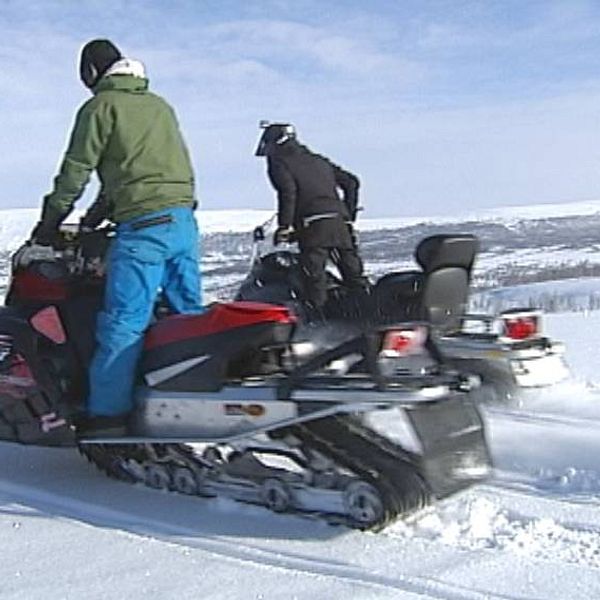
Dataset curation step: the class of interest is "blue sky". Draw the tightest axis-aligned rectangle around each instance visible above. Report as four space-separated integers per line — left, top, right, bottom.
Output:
1 0 600 218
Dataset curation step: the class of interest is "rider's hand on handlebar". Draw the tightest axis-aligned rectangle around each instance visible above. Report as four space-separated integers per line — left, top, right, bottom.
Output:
12 242 56 269
273 225 295 246
29 221 58 247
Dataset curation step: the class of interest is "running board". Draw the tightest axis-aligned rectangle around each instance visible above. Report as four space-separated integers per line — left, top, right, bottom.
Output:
101 383 458 443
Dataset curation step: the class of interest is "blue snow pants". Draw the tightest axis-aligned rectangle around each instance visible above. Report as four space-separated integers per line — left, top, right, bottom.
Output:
87 206 203 416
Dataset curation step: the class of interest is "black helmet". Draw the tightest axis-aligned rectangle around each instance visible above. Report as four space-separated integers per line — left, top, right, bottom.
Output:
255 120 296 156
79 39 122 89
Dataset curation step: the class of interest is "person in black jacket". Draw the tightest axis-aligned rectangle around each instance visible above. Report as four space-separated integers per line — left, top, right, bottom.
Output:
256 122 367 307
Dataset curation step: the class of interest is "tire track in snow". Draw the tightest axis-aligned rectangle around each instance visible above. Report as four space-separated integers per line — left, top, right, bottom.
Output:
0 478 523 600
485 404 600 505
485 405 600 431
488 472 600 509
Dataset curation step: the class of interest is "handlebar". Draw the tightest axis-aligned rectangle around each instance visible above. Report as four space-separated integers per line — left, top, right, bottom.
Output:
12 223 115 275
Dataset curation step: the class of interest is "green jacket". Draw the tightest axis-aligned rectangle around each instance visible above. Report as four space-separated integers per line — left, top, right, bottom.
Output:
42 73 195 225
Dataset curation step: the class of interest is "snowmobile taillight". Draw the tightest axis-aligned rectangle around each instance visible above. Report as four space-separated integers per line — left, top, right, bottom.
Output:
499 311 540 342
380 325 428 358
30 306 67 345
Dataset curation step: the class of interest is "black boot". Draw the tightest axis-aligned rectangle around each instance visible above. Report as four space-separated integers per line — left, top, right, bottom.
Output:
76 414 129 439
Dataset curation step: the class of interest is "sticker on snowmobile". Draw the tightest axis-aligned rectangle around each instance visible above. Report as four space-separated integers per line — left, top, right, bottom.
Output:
40 412 67 433
224 403 266 417
0 334 13 362
144 354 212 386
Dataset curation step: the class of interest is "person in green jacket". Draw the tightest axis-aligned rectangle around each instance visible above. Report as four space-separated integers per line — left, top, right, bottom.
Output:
31 39 203 437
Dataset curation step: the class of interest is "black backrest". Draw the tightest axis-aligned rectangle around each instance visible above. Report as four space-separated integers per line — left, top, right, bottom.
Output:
415 235 479 329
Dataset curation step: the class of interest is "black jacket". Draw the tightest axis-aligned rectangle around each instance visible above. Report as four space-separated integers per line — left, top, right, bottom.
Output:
267 141 359 248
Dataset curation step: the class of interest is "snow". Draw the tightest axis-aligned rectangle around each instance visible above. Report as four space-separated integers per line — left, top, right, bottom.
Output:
3 213 600 597
475 277 600 313
1 308 600 598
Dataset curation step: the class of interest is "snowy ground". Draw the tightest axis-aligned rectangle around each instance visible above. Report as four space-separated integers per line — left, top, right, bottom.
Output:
0 311 599 599
1 203 600 598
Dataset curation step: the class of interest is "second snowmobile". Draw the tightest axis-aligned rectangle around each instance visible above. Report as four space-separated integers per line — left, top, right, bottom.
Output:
237 220 569 400
0 225 490 530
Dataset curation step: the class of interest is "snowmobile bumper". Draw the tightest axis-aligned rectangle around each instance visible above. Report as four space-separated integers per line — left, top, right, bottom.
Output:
437 333 569 389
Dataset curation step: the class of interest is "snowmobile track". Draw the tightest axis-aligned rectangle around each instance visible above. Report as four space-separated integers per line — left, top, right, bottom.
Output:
78 414 434 531
295 415 431 524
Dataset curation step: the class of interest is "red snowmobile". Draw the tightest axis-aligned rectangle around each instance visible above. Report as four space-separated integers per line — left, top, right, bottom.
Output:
0 226 490 530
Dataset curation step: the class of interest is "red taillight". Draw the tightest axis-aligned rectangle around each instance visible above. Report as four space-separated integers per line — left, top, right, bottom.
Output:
380 326 427 357
30 306 67 345
500 314 539 341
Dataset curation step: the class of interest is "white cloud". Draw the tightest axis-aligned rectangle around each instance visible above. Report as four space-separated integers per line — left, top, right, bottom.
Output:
205 19 415 78
1 1 600 217
418 0 600 51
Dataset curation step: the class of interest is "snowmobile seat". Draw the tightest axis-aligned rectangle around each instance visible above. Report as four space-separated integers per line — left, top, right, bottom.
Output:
416 234 478 330
373 270 425 322
141 301 296 391
372 235 478 330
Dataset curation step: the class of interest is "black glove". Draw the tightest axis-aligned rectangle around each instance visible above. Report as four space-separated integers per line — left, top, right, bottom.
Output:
81 193 112 230
273 226 295 245
31 198 67 247
12 241 56 269
30 221 58 246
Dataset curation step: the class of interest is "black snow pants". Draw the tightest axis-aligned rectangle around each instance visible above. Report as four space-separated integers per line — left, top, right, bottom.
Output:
300 246 366 307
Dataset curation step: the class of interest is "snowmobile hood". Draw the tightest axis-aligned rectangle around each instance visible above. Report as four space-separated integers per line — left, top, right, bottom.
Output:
93 58 148 94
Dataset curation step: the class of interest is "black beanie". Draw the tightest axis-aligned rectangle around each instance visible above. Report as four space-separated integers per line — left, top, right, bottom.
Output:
79 39 122 88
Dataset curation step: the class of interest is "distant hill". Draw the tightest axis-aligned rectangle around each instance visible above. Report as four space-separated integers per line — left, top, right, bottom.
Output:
3 201 600 312
1 198 600 250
